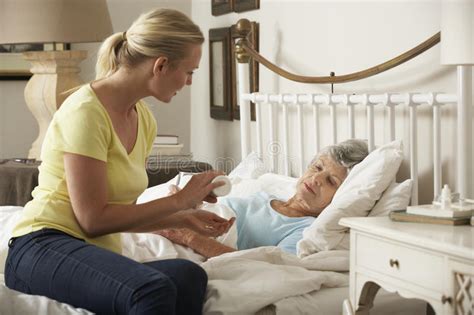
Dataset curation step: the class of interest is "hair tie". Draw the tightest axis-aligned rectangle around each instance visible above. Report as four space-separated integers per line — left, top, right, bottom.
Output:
122 31 127 41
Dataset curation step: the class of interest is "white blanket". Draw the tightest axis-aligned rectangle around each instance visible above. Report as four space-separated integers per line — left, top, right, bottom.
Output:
0 205 349 315
202 247 348 315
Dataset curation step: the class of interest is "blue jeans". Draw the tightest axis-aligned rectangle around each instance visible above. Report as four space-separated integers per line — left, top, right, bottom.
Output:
5 229 207 315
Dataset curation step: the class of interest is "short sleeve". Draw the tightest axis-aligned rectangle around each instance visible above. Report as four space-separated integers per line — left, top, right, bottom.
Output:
50 103 111 162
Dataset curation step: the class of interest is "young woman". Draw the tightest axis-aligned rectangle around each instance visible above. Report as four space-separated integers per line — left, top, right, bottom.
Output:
5 8 232 315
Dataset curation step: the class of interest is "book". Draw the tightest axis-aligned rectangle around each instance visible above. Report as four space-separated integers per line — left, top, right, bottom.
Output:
154 134 179 145
149 144 183 156
389 210 471 225
406 204 473 218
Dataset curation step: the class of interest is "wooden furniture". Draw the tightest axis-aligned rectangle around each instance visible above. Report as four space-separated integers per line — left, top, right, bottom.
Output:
340 217 474 315
0 159 212 206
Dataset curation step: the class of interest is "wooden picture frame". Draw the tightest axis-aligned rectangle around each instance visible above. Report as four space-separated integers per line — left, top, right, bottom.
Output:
209 27 233 121
231 21 259 121
212 0 233 16
0 43 70 80
234 0 260 13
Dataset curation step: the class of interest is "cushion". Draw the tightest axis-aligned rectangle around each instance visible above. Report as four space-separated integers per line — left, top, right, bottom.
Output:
228 151 268 180
369 179 412 217
297 140 404 257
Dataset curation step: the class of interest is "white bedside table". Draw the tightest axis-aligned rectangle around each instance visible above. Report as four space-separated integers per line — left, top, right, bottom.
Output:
340 217 473 315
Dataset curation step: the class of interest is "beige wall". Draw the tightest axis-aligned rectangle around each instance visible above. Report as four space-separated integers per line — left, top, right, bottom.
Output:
0 0 192 158
190 0 474 202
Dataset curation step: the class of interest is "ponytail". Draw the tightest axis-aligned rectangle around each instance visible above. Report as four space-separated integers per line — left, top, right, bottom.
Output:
95 8 204 80
95 32 124 80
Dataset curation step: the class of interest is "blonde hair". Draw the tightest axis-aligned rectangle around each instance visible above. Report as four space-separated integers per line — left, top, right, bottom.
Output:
95 8 204 80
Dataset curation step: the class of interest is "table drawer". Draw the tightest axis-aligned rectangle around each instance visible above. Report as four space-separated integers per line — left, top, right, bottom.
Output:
355 233 444 290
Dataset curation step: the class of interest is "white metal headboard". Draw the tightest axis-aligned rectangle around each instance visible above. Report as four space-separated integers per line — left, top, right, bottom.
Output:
237 64 472 206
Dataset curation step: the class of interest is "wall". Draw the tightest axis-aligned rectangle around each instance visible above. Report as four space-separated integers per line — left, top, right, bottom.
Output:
191 0 474 202
0 0 192 158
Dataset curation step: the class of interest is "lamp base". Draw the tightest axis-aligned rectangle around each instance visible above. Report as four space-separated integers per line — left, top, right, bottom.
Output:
23 50 87 160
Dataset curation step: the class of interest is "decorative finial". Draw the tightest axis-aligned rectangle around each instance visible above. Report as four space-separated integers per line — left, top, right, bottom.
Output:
235 19 252 39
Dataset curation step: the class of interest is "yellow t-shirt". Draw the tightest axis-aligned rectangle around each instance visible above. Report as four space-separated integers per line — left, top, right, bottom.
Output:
12 84 157 254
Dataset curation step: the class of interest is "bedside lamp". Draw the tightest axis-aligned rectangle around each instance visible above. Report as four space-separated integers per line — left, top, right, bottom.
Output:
0 0 113 159
440 0 473 199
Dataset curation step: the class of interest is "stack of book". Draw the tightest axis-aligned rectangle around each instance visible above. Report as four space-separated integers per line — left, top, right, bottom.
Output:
150 134 183 156
390 185 474 225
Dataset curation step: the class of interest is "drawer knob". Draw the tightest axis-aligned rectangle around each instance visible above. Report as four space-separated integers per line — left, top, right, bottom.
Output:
389 259 399 268
441 295 452 305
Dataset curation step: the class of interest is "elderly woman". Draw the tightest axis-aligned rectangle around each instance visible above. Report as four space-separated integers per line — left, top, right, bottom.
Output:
159 139 369 258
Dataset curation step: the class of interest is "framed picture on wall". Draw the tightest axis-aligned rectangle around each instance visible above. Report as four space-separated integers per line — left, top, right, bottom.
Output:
231 21 259 121
212 0 233 16
234 0 260 13
0 43 69 80
209 27 233 121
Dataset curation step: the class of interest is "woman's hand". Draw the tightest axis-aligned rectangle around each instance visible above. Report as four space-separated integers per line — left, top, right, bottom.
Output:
172 171 226 209
174 209 235 238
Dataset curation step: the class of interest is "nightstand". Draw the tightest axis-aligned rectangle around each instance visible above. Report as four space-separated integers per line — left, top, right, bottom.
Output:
340 217 474 315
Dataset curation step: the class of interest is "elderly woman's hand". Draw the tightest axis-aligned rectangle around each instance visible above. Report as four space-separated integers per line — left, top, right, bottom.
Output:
155 228 196 247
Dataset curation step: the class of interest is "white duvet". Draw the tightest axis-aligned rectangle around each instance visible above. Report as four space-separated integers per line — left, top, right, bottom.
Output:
0 204 349 315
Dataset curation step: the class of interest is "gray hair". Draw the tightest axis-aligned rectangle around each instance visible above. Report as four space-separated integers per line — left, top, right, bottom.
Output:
311 139 369 172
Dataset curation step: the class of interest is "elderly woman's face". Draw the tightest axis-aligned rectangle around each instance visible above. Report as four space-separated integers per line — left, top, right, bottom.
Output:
295 155 348 215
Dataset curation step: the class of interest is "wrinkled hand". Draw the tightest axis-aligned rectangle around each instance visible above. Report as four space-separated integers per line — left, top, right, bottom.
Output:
172 209 235 238
173 171 226 210
155 228 196 247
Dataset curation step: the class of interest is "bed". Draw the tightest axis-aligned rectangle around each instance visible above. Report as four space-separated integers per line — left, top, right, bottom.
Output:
0 173 427 315
1 5 473 315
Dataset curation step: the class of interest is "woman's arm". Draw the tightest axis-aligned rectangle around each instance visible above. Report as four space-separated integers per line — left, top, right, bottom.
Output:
157 228 236 258
64 153 227 238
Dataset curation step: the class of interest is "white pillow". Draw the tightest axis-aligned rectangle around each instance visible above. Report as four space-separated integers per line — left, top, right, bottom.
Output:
258 173 297 200
327 179 413 251
297 140 404 257
369 179 412 217
228 151 268 180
